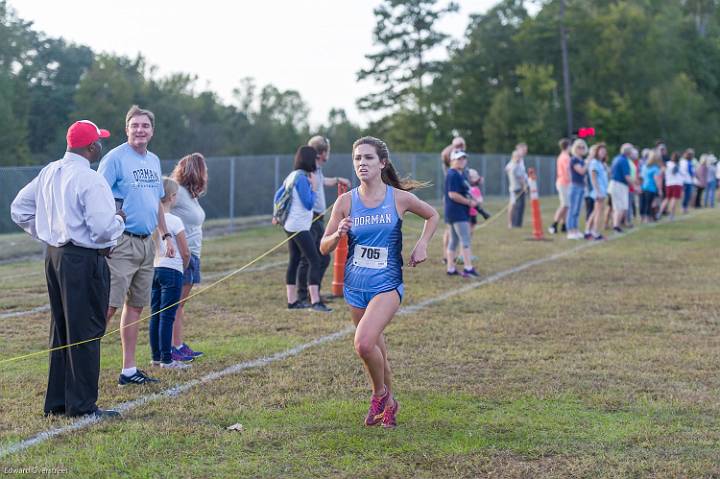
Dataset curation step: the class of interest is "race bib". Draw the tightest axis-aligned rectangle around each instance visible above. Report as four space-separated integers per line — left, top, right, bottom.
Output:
353 244 388 269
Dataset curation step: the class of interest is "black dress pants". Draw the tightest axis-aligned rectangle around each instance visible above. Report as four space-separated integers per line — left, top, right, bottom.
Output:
44 243 110 416
296 216 331 301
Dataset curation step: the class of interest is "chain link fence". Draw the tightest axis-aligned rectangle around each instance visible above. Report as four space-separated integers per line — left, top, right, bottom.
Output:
0 153 556 235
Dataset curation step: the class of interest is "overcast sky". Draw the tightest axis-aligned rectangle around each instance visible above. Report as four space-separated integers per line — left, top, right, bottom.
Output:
10 0 500 127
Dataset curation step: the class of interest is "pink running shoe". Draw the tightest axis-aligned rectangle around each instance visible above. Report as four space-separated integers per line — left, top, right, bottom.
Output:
382 398 399 429
364 389 390 426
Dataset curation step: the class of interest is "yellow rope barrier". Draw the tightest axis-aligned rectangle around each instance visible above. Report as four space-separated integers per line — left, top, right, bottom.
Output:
0 188 527 366
0 206 333 366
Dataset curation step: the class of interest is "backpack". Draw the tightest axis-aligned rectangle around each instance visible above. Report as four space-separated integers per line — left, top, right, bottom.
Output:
272 170 304 226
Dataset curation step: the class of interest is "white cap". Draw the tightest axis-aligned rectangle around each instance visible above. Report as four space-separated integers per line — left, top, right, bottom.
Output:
451 150 467 161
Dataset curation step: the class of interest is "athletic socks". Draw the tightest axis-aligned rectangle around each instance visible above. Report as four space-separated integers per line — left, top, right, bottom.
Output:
121 367 137 377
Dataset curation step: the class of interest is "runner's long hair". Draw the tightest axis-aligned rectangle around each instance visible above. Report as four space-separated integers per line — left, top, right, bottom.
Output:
352 136 429 191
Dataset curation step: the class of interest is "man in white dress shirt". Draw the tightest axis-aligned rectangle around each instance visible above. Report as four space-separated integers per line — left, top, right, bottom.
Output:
11 120 126 418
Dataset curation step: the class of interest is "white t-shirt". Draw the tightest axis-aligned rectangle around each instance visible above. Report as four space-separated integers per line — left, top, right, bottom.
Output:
678 158 693 184
171 185 205 258
154 213 185 273
283 171 314 233
665 161 684 187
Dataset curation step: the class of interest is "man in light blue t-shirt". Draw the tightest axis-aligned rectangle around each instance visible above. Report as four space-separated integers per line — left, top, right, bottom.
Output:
98 105 175 386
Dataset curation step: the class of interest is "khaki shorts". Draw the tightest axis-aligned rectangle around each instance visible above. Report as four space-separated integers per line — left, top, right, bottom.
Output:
556 181 570 208
107 234 155 309
608 180 629 211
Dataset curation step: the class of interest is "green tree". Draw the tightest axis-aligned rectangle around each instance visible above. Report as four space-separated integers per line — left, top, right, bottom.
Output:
321 108 363 153
72 54 147 151
26 39 93 159
649 73 715 151
0 0 33 164
431 0 529 151
357 0 459 120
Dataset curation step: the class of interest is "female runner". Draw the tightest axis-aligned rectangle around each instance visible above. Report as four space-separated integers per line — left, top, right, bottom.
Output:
320 137 439 428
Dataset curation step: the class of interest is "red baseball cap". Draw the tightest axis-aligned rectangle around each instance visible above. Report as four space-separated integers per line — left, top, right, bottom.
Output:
66 120 110 148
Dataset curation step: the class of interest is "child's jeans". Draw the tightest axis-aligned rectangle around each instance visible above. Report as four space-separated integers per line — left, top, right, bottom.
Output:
150 267 183 363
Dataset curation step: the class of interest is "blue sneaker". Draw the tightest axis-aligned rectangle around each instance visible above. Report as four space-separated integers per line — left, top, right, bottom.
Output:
171 346 194 362
462 268 480 278
178 343 204 358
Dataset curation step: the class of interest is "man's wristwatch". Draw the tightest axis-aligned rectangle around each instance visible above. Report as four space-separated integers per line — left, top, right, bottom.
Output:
162 233 172 240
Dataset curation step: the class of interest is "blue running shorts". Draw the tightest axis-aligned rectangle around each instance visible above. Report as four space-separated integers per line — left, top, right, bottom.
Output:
343 284 404 309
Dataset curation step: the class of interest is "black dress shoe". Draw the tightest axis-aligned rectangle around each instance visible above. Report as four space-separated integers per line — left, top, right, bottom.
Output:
44 408 66 417
91 408 121 418
66 408 120 418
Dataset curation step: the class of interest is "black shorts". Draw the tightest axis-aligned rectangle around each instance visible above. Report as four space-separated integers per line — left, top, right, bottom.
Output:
469 214 477 226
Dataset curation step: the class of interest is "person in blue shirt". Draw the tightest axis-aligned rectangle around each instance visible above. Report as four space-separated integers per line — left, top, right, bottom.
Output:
321 136 439 429
585 143 609 240
98 105 175 386
608 143 635 233
445 150 480 277
639 150 663 223
566 139 588 239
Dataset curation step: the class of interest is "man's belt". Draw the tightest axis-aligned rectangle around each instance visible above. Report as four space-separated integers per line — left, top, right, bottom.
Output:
59 242 111 257
123 231 150 239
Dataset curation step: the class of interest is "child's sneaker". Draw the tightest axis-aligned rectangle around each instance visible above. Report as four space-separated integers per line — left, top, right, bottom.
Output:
178 343 204 358
462 268 480 278
160 360 191 370
446 270 460 276
364 388 390 426
382 398 399 429
171 346 194 362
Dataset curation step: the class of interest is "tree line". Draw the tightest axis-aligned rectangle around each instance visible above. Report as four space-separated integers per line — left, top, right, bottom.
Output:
1 0 718 165
362 0 720 156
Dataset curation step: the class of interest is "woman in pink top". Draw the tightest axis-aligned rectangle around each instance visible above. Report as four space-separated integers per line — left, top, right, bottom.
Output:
549 138 572 234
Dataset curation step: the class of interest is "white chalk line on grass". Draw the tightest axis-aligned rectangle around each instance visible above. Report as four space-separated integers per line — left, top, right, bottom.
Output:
0 326 355 458
0 210 709 459
0 261 287 321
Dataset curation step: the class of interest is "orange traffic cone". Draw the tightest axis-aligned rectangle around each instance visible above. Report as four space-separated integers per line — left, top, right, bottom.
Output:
332 183 349 297
527 168 545 240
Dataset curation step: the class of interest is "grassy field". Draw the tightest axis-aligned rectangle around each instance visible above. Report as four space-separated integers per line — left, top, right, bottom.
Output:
1 198 719 478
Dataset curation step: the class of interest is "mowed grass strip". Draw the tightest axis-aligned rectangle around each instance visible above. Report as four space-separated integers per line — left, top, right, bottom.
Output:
1 202 719 477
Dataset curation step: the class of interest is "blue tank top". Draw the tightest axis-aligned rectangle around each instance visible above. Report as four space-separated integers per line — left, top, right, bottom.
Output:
345 185 403 292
